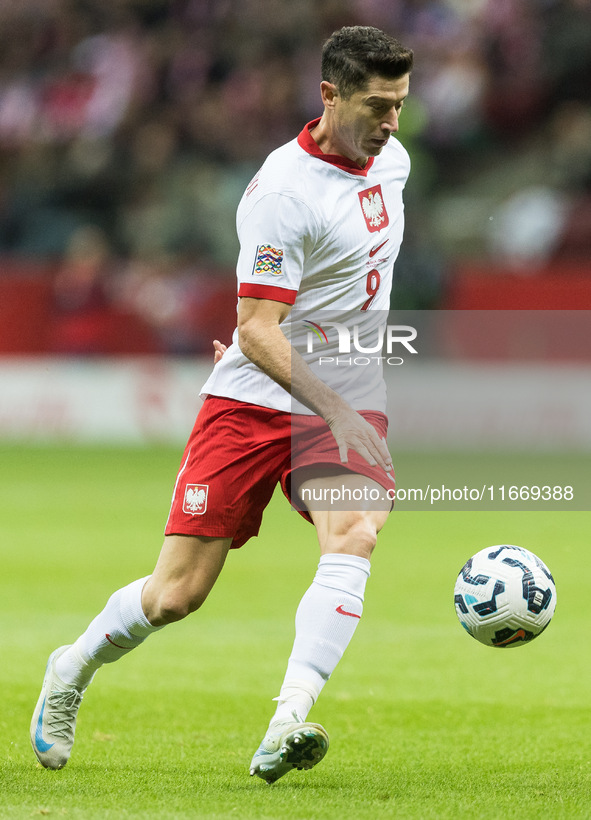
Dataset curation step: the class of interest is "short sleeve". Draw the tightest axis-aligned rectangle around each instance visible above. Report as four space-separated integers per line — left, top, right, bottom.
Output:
236 192 318 305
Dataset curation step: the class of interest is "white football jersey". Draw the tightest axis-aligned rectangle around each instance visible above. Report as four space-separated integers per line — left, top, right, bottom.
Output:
201 118 410 413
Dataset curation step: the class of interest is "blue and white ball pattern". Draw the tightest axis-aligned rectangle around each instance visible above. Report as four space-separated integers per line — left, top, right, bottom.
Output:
454 545 556 647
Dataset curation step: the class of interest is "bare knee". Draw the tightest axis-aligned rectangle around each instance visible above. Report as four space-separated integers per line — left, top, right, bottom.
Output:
142 534 230 626
142 580 208 626
319 511 385 560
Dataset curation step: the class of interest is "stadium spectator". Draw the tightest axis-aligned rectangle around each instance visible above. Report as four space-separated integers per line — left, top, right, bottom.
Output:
0 0 590 339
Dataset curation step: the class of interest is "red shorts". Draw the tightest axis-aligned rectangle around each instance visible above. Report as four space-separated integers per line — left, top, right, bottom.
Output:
165 396 394 548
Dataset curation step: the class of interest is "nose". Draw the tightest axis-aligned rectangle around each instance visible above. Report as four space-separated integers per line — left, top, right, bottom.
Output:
382 108 399 134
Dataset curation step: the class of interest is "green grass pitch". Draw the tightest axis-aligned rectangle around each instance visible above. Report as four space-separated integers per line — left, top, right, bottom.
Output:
0 445 589 819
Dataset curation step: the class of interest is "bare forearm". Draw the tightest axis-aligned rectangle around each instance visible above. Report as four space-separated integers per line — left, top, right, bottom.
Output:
237 296 392 470
239 319 347 421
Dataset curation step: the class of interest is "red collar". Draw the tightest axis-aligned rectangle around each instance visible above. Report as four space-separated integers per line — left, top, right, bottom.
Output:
297 118 374 177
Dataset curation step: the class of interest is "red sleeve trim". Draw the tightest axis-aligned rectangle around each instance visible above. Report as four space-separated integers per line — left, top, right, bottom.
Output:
238 283 298 305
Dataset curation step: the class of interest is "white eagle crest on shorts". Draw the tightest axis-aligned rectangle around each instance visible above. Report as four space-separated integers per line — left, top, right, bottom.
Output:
183 484 209 515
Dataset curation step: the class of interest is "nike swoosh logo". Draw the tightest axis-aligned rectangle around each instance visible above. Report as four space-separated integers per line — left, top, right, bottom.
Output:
105 633 128 649
369 239 389 257
336 605 361 619
35 697 55 753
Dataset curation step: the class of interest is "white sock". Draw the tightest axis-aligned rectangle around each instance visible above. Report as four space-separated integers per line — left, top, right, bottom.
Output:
55 576 163 689
271 553 370 724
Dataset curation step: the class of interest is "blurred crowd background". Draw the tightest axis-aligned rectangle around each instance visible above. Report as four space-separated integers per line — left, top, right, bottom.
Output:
1 0 590 355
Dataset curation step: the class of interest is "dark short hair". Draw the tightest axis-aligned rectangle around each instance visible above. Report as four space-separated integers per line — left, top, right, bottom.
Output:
322 26 413 99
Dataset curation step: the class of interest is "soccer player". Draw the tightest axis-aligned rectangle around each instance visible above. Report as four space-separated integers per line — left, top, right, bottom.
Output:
31 26 413 783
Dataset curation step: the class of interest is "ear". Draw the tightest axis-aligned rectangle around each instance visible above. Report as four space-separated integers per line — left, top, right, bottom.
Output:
320 81 338 109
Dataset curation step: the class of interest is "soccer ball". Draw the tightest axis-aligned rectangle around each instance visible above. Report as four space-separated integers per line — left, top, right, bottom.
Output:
454 545 556 648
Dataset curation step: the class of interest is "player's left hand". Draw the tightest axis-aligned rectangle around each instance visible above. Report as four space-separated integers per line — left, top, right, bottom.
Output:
326 405 393 473
213 339 227 364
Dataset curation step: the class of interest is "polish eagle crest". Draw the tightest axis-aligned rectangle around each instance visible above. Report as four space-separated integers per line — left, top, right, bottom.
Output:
362 190 385 227
183 484 208 515
358 185 389 232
